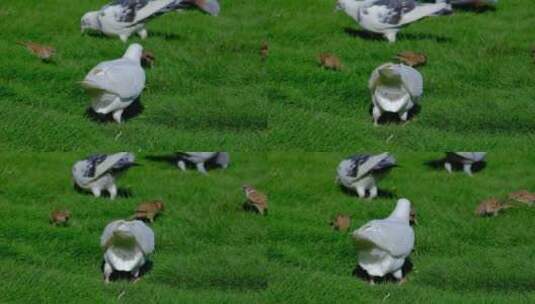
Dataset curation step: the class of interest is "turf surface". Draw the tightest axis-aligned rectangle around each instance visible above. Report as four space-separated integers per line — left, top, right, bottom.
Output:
0 1 533 150
1 152 535 303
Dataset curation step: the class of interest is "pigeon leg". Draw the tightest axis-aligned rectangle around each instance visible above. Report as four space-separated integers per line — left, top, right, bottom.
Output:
399 111 409 122
138 28 148 40
463 164 473 176
108 184 118 200
369 278 376 285
112 109 124 124
369 186 378 199
132 267 142 284
356 186 366 198
177 160 187 171
103 262 113 284
91 187 102 198
384 31 397 43
372 105 382 126
393 269 403 281
119 34 129 43
444 162 453 174
196 162 208 175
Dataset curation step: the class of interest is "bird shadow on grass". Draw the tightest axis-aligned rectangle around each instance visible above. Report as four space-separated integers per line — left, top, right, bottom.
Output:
424 158 487 173
100 260 153 283
73 183 134 199
343 28 452 43
145 154 226 172
85 98 144 123
339 184 397 199
454 5 496 14
353 258 413 284
149 31 183 41
367 104 422 126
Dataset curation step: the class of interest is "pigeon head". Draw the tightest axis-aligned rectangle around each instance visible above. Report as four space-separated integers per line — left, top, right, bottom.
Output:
123 44 144 63
388 198 412 222
81 11 99 33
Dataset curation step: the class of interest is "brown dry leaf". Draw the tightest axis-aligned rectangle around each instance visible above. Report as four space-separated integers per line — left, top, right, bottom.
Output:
508 190 535 206
243 185 268 215
141 51 155 68
395 51 427 67
134 200 165 223
50 209 70 225
330 214 351 232
318 53 342 71
260 42 269 61
18 41 55 61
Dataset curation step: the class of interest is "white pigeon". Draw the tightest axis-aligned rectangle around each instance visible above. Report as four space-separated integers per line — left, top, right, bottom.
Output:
369 63 423 125
100 220 155 283
81 44 145 123
335 0 449 43
72 152 136 200
336 153 396 199
81 0 175 42
176 152 230 174
444 152 486 176
353 198 415 284
81 0 220 42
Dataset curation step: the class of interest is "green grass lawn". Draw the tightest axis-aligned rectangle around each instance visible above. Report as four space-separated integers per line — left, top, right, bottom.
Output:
0 0 270 151
1 152 535 303
0 1 533 150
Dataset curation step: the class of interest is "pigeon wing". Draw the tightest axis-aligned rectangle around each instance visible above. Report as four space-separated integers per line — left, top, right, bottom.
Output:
399 1 448 25
94 152 135 177
100 220 122 248
355 219 414 257
127 220 155 254
399 64 423 98
83 59 145 99
130 0 176 24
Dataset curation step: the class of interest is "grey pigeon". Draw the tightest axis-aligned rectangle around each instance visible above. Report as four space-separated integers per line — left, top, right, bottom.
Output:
336 153 396 199
81 0 220 42
353 198 415 284
336 0 449 43
72 152 136 200
176 152 230 174
81 44 145 123
100 220 155 283
444 152 486 176
369 63 423 125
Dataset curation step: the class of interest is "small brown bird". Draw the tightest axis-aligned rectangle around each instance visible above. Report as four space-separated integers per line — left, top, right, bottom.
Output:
475 198 512 217
141 51 155 68
50 209 71 226
133 200 165 223
395 51 427 67
260 42 269 61
17 41 55 61
242 184 268 215
508 190 535 206
330 214 351 232
409 206 417 225
318 53 342 71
